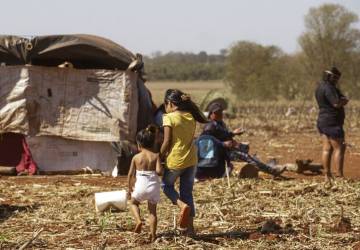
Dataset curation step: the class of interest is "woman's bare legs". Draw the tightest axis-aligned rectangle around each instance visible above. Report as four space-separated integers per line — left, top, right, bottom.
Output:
321 135 333 184
329 138 346 178
339 142 346 177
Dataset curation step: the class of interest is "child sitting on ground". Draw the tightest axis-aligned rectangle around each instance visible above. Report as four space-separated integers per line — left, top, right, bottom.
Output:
127 125 163 242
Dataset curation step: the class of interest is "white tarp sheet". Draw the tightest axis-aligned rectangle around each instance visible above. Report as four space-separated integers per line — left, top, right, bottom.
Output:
27 136 117 172
0 66 139 142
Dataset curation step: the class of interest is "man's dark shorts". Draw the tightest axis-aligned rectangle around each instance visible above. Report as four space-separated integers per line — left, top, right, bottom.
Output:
318 126 345 139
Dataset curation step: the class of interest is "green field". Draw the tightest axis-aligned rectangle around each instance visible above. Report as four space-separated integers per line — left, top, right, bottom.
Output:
146 80 225 106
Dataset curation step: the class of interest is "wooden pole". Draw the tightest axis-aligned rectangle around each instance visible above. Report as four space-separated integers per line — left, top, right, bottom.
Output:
225 166 231 188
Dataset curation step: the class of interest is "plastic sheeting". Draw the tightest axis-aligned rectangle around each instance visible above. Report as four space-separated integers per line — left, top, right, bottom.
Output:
0 66 139 142
0 34 135 70
27 136 117 173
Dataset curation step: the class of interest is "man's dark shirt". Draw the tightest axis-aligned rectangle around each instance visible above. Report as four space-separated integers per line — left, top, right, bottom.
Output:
202 120 234 141
315 80 345 127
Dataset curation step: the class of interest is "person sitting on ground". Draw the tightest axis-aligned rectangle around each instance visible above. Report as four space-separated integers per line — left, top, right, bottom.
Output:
196 103 245 179
199 102 285 177
127 125 163 242
203 103 245 142
315 66 348 184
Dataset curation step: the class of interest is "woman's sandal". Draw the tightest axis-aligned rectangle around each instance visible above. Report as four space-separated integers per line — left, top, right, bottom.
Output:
134 222 142 233
178 205 190 228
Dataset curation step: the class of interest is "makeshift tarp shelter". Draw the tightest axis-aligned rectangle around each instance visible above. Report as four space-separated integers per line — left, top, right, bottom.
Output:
0 34 154 175
0 34 135 69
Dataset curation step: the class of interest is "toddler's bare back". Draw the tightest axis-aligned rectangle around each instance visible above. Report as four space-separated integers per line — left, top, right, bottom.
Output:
133 150 159 172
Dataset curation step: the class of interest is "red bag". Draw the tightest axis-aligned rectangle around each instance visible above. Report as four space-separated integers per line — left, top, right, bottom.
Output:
16 138 37 175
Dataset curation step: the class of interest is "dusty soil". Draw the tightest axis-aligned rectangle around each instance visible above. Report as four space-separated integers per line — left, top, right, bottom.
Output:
244 131 360 180
1 131 360 249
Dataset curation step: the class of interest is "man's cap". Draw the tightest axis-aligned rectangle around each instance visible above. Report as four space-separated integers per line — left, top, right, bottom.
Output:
208 102 224 114
325 66 341 77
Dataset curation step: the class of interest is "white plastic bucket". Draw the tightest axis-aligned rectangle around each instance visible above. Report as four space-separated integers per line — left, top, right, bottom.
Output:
94 190 127 212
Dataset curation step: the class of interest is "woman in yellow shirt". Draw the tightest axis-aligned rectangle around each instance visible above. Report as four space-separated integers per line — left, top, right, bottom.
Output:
160 89 207 235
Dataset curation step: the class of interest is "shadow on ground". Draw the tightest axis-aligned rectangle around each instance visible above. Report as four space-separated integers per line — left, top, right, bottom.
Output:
157 220 296 244
0 204 39 223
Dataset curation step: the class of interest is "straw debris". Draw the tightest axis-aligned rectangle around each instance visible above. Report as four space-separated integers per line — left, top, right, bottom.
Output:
1 175 360 249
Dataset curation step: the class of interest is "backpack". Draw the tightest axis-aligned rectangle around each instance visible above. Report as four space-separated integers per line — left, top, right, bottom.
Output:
196 135 225 169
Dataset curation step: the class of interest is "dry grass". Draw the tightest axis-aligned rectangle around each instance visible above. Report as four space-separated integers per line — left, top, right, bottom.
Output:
147 80 360 134
1 175 360 249
228 100 360 134
1 81 360 249
146 80 224 105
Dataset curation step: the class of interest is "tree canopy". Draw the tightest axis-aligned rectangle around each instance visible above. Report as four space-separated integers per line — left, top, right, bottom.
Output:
299 3 360 97
144 51 225 81
144 3 360 100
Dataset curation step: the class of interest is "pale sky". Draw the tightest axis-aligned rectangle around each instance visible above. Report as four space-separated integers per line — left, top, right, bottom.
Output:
1 0 359 55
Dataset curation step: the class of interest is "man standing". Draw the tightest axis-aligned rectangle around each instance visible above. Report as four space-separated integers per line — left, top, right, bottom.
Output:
315 67 349 184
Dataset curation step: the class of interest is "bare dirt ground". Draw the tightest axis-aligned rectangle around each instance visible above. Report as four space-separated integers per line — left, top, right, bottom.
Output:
246 131 360 180
2 84 360 248
1 131 360 249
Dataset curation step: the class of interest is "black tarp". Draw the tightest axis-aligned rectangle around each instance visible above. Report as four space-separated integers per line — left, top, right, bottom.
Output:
0 35 29 65
0 34 135 70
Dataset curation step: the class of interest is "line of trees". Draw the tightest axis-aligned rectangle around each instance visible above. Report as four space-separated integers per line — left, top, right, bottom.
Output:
144 4 360 100
144 51 226 81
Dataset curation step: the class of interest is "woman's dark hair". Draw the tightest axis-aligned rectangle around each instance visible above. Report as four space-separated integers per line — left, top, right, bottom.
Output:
164 89 208 123
136 124 157 149
323 66 341 82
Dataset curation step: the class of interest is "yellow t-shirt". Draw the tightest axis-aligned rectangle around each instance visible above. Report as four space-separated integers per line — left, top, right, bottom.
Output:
163 111 197 170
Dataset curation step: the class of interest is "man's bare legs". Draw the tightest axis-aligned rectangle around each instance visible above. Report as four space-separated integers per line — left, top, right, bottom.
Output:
129 198 142 233
329 138 346 178
147 202 157 242
322 135 333 184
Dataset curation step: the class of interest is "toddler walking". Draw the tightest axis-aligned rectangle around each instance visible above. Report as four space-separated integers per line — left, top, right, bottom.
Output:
127 125 163 242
